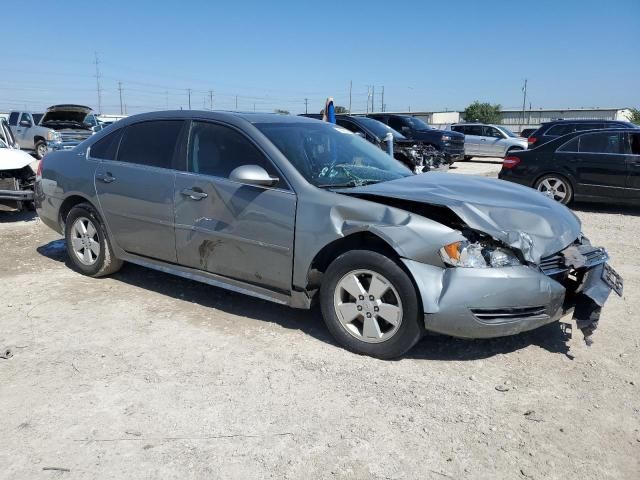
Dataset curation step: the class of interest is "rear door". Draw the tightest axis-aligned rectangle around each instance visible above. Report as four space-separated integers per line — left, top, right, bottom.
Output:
93 120 185 262
174 120 296 292
555 131 628 198
462 125 483 155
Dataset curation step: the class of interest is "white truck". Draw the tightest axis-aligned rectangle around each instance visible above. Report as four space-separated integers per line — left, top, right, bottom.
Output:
8 105 101 159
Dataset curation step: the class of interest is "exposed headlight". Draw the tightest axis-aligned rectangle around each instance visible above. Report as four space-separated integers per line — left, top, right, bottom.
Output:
47 131 62 141
441 134 452 141
440 241 521 268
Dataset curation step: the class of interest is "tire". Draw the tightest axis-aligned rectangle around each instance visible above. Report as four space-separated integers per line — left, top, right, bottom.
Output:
319 250 423 359
64 202 123 277
34 140 47 160
534 174 573 205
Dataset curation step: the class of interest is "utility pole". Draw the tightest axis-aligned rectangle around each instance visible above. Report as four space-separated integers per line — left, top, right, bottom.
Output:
209 90 214 110
521 79 528 126
371 85 375 113
118 81 124 115
253 103 256 112
348 80 352 113
94 52 102 113
235 95 238 110
187 89 192 110
366 86 371 114
304 98 308 114
381 86 384 112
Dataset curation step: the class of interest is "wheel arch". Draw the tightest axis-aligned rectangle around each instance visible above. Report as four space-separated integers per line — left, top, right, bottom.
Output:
305 231 402 291
33 135 46 145
58 194 96 229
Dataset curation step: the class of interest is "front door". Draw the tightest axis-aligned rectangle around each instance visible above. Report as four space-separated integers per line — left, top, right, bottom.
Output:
483 126 506 156
625 132 640 202
174 121 296 292
15 113 34 149
93 120 185 262
556 131 628 198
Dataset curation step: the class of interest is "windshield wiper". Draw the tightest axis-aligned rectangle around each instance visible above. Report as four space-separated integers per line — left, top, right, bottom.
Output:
317 179 381 189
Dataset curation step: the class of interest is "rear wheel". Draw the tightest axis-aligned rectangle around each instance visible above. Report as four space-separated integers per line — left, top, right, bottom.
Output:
64 203 123 277
320 250 423 359
535 174 573 205
34 140 47 160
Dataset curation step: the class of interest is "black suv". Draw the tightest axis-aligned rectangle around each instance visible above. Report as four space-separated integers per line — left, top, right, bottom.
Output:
367 114 465 164
528 119 637 148
300 114 447 172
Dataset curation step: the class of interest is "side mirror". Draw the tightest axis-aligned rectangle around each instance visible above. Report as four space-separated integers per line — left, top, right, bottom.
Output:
19 120 32 128
229 164 279 187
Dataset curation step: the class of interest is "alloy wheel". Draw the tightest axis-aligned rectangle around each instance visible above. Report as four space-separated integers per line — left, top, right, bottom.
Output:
537 176 569 203
333 269 403 343
70 216 100 265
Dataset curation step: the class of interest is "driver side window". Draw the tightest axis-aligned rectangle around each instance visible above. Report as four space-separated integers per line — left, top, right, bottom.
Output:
188 121 286 189
19 113 33 125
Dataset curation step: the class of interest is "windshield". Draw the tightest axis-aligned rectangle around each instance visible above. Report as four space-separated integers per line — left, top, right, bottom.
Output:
354 117 405 140
404 117 432 130
496 126 518 138
256 122 412 188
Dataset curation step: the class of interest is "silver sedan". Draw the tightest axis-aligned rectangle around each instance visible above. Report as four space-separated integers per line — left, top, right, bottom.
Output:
35 112 622 358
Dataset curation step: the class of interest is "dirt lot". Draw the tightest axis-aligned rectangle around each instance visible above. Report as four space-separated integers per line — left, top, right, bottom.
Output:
1 164 638 479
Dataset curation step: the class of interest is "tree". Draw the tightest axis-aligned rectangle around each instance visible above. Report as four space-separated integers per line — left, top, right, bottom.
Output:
334 105 349 114
274 109 290 115
628 108 640 124
463 101 502 124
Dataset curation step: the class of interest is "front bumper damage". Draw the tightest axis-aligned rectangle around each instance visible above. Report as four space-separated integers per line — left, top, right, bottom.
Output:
0 177 34 203
402 240 622 343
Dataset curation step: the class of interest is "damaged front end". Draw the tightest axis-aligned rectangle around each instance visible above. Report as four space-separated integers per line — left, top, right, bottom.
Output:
0 166 36 210
394 142 449 174
538 238 623 344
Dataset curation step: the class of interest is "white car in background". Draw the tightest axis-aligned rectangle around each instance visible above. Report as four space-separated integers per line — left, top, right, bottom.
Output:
448 123 528 159
0 118 39 211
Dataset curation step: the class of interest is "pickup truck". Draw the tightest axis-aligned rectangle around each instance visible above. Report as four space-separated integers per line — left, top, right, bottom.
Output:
368 114 465 164
8 105 102 159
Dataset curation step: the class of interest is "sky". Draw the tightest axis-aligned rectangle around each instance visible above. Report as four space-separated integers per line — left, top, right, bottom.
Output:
1 0 639 115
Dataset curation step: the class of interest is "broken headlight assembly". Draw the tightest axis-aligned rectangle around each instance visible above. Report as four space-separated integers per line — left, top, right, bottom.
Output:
440 240 521 268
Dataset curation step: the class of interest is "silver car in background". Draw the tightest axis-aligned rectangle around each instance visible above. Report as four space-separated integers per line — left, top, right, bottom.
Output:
35 112 621 358
449 123 528 159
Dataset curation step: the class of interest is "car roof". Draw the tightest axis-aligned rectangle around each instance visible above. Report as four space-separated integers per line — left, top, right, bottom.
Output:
541 119 627 125
105 110 320 126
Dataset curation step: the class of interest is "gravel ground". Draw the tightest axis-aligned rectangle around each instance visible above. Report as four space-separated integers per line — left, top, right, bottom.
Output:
1 169 638 479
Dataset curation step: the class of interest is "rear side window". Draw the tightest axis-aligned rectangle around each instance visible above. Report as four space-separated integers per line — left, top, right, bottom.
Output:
558 132 623 154
117 120 183 168
387 117 405 131
90 129 123 160
578 132 622 154
450 125 464 133
546 124 576 136
465 125 483 136
336 119 364 135
8 112 18 126
188 121 284 188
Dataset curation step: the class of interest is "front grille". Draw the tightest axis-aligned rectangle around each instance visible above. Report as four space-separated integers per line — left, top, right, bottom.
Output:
60 131 91 142
539 254 568 276
471 306 547 322
540 245 608 277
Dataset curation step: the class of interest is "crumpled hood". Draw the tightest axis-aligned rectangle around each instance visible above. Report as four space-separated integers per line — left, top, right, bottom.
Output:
342 173 581 263
0 148 39 171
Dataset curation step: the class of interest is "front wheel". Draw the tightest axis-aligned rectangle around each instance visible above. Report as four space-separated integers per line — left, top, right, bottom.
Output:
320 250 423 359
34 140 47 160
535 174 573 205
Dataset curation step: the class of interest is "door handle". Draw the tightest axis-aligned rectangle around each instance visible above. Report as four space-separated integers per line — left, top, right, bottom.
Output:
480 138 486 142
96 172 116 183
181 188 208 200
